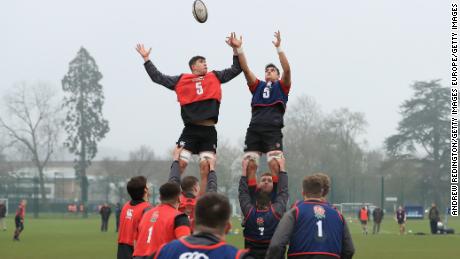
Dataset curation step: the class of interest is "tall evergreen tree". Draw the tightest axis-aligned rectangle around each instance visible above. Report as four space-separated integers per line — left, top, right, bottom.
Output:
385 80 450 205
62 47 109 217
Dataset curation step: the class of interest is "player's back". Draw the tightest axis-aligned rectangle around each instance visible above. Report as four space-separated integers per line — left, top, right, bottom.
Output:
118 200 152 246
133 204 182 257
243 206 280 255
288 201 344 258
179 193 196 227
154 233 247 259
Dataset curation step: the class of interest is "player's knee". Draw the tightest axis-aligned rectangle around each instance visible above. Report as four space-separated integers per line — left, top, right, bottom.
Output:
179 149 192 165
266 150 283 163
199 151 214 162
243 152 260 168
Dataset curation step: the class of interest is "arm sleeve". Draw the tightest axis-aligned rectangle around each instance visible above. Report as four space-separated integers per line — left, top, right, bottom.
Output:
212 56 242 83
248 79 260 93
174 214 191 238
266 208 296 259
279 80 291 95
144 60 181 90
168 161 181 185
272 171 289 216
206 170 218 193
341 222 355 259
239 176 254 217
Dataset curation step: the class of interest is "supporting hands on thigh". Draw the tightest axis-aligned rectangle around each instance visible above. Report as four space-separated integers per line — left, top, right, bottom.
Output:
208 154 217 172
275 154 286 172
173 145 184 162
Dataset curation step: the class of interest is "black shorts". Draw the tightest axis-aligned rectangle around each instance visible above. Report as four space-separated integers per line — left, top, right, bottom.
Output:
15 216 23 229
244 126 283 153
177 125 217 154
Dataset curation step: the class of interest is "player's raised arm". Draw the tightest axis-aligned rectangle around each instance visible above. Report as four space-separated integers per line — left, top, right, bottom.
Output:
206 155 218 193
273 31 291 87
238 159 254 217
135 43 181 90
272 157 289 216
168 146 184 185
228 33 258 87
211 33 243 84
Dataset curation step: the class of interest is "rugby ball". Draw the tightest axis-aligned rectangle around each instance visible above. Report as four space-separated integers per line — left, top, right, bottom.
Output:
192 0 208 23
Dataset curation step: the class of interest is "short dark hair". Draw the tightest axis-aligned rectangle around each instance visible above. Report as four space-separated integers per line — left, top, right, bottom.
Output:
195 193 231 230
316 173 331 197
127 176 147 200
302 174 323 198
189 56 206 70
256 191 271 210
265 63 280 75
181 176 199 193
159 182 181 202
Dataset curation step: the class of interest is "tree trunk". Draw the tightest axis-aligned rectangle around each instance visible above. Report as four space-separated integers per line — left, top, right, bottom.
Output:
37 165 47 205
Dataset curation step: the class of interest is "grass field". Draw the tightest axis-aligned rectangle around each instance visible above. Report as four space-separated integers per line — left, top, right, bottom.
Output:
0 214 459 259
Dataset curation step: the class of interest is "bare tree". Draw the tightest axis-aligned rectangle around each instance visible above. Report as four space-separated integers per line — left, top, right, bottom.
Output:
0 82 62 203
126 145 155 177
215 139 242 198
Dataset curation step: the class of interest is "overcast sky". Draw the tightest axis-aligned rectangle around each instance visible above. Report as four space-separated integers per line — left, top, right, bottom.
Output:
0 0 450 159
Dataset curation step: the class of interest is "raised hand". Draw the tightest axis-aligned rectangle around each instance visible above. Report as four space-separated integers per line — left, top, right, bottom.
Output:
225 32 242 48
135 43 152 61
272 30 281 48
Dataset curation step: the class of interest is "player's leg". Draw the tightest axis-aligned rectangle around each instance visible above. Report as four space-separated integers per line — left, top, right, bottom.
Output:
15 219 23 240
197 126 217 195
198 154 211 195
0 217 5 231
263 128 283 186
243 127 263 199
364 221 368 235
176 126 200 174
13 216 20 240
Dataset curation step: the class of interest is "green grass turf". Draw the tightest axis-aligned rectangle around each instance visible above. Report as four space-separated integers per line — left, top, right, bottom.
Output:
0 214 458 259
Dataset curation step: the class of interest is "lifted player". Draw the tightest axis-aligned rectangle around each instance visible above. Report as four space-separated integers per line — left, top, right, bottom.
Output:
231 31 291 198
136 33 242 194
